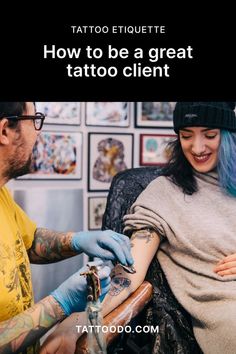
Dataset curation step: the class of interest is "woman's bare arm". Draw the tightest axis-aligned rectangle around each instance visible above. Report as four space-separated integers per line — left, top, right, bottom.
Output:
102 228 161 315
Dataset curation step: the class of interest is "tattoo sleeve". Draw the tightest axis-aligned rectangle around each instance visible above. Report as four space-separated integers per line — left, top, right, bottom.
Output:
0 296 65 354
28 228 76 264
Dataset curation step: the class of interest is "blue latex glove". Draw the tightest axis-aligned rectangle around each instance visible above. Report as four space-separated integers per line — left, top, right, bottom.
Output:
71 230 134 266
51 260 111 316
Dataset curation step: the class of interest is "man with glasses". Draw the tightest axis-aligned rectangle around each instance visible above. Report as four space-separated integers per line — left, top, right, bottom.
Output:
0 102 134 353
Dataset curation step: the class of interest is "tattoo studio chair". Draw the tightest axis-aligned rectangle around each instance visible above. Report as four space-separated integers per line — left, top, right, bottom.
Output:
76 167 202 354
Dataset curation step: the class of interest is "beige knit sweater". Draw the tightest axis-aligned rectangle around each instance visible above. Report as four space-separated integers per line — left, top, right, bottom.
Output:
123 172 236 354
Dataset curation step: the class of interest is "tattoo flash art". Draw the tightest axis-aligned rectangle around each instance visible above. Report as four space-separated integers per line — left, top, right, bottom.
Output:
93 138 127 183
131 229 155 243
109 274 131 296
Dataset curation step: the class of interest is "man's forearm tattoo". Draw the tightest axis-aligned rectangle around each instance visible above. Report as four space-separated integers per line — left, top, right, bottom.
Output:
28 228 75 264
0 296 64 354
131 229 155 244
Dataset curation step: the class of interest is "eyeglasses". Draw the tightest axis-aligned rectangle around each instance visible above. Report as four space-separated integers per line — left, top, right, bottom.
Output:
4 112 45 131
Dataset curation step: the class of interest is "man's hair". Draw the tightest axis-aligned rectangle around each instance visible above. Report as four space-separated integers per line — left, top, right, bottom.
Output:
0 102 26 128
162 131 236 197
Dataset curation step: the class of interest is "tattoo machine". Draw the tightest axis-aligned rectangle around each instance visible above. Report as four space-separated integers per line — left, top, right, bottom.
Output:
80 264 107 354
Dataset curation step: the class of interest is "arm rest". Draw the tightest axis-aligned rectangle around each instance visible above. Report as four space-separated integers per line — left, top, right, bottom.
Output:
75 281 153 354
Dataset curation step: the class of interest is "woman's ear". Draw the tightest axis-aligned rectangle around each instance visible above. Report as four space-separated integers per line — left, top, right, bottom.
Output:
0 119 12 145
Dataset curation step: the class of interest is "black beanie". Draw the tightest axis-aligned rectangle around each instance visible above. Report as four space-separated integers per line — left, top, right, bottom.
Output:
173 102 236 133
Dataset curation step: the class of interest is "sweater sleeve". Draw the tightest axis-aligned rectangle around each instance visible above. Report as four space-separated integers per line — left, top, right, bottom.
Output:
123 176 172 240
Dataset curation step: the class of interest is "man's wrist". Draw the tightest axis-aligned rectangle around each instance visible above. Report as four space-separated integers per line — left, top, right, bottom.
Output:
71 232 82 253
48 295 67 321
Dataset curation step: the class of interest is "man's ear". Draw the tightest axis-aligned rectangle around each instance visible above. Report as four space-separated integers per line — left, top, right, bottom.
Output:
0 119 12 145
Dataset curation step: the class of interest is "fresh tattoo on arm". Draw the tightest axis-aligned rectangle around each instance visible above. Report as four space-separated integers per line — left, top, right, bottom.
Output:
28 228 76 264
131 229 155 244
0 296 65 354
109 268 131 296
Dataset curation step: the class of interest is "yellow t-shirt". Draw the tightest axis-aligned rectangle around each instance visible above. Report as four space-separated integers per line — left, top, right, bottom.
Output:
0 186 36 321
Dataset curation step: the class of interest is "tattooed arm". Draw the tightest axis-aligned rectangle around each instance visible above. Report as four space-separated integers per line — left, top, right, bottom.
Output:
28 228 134 265
0 295 66 354
102 229 161 316
28 228 76 264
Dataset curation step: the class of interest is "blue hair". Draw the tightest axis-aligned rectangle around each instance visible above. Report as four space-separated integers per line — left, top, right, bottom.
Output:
218 130 236 197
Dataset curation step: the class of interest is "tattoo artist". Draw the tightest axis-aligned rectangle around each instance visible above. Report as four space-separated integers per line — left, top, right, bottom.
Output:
0 102 134 354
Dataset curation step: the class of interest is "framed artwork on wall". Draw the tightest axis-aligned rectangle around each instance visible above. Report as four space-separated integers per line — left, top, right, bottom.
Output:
135 102 176 128
88 196 107 230
88 133 134 191
18 131 83 179
36 102 81 125
140 133 177 166
85 102 130 127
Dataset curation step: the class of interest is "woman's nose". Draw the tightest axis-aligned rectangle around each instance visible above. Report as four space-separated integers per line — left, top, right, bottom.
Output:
191 138 206 155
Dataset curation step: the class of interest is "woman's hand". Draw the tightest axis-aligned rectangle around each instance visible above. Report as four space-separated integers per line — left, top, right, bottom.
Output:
213 253 236 276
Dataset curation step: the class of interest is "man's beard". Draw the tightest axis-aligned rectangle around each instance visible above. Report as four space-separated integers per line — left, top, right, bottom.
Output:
4 154 33 180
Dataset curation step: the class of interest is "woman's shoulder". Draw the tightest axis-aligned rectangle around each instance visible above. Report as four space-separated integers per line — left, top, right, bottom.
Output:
134 174 178 207
143 175 176 195
148 174 173 187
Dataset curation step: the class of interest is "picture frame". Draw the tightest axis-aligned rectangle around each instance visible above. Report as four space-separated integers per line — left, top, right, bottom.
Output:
35 102 81 125
85 102 130 127
88 196 107 230
135 102 176 128
88 133 134 191
140 133 177 166
18 131 83 179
